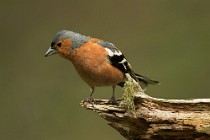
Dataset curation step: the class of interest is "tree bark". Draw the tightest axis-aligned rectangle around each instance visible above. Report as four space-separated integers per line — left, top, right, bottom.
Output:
80 92 210 140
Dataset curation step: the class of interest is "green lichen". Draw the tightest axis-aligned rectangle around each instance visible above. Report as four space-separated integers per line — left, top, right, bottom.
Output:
121 80 140 113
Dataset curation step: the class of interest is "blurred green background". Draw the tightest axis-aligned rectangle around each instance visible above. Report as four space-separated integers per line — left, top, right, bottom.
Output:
1 0 210 140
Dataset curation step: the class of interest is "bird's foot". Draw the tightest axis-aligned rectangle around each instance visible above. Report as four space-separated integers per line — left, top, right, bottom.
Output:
108 96 118 105
86 96 95 105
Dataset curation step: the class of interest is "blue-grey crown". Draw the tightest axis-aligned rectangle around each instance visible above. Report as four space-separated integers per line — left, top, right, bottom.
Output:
53 30 90 49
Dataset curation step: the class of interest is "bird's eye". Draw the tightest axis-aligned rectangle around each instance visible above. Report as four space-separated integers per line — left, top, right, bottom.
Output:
57 42 62 47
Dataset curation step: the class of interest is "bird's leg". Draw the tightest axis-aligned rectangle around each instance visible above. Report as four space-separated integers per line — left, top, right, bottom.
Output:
109 85 118 104
86 87 95 104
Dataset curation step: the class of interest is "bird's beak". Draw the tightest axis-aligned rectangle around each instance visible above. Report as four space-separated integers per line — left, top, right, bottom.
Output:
45 47 58 57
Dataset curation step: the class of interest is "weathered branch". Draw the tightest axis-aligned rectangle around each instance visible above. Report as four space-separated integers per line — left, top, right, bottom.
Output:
80 92 210 140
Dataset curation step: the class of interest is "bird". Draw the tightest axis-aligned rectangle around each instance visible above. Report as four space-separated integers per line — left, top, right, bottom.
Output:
45 30 159 104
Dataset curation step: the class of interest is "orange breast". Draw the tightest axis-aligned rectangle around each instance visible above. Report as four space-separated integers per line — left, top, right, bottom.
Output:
70 42 125 87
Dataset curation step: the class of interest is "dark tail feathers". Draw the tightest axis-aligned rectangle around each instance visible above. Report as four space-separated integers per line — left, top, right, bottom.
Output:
134 73 159 89
118 73 159 89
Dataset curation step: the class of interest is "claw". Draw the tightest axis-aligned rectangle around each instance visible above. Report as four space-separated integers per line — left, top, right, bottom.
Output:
86 96 95 104
108 96 118 105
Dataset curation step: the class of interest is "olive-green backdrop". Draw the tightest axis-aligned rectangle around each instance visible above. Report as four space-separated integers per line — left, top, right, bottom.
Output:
1 0 210 140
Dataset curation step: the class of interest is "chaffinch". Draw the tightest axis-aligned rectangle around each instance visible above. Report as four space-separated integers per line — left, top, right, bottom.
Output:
45 30 159 103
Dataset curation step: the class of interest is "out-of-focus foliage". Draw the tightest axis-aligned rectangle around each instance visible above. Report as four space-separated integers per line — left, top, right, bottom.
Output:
0 1 210 140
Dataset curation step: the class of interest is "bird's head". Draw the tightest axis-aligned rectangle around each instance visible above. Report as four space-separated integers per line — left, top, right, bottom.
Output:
45 30 90 58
